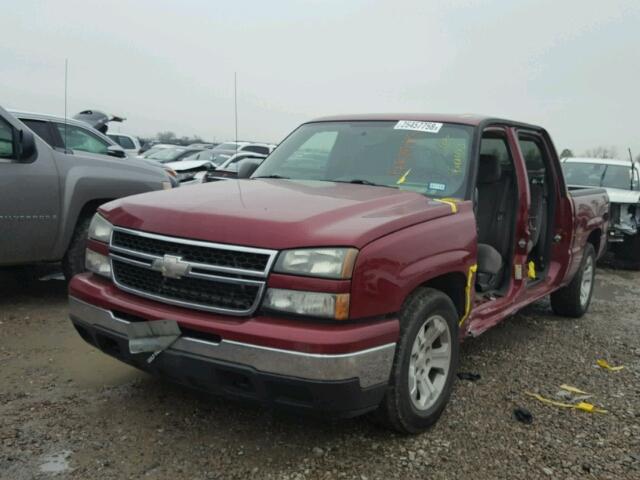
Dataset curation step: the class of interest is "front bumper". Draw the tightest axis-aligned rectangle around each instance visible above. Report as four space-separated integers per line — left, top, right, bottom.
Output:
69 297 394 416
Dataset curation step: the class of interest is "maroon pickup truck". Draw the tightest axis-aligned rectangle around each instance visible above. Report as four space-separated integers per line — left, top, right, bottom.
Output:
69 115 608 433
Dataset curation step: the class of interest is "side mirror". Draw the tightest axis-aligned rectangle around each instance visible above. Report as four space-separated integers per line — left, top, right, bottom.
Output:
237 160 261 179
18 129 37 162
107 145 127 158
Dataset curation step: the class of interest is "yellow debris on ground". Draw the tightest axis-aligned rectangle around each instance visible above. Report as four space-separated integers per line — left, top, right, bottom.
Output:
525 392 607 414
596 359 624 371
559 384 589 395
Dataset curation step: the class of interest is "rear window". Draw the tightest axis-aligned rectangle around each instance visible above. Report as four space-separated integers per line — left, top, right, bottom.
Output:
242 145 270 155
562 162 640 191
109 134 135 150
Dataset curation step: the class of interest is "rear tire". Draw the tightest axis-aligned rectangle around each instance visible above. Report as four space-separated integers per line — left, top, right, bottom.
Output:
377 288 459 434
551 243 596 318
62 216 92 281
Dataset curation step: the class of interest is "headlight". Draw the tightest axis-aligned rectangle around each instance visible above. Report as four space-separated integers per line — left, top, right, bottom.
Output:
263 288 350 320
274 248 358 279
88 213 113 243
85 249 111 278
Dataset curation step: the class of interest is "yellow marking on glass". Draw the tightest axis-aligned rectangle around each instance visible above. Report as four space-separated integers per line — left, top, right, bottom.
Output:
396 169 412 185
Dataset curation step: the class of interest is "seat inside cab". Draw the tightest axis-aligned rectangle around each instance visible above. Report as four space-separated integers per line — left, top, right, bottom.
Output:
475 133 518 294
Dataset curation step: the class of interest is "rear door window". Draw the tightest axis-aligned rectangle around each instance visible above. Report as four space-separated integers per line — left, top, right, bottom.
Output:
518 138 546 173
55 123 109 155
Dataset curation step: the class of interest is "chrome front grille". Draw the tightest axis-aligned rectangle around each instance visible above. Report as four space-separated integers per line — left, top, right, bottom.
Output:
109 227 277 315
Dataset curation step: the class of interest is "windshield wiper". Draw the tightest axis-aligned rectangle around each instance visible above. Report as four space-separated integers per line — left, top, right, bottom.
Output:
253 174 290 179
331 179 398 189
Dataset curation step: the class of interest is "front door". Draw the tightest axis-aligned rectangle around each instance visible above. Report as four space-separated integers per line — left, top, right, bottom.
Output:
0 109 60 264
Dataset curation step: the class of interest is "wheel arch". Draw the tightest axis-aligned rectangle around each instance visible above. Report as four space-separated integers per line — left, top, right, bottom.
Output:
411 271 467 321
586 228 602 256
56 198 113 257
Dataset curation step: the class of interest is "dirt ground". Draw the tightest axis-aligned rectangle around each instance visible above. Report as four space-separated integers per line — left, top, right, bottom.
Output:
1 262 638 480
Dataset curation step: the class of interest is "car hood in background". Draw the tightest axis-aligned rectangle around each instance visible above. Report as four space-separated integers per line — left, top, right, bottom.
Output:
165 160 213 172
100 179 457 249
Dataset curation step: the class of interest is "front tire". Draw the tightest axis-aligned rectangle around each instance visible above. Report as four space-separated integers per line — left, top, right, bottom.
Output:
62 216 92 281
550 243 596 318
377 288 459 434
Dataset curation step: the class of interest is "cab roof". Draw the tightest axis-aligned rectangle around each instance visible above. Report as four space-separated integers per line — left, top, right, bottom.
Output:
563 157 634 167
308 113 543 130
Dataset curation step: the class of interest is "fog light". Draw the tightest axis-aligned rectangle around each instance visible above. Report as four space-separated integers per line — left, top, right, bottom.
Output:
85 249 111 278
263 288 349 320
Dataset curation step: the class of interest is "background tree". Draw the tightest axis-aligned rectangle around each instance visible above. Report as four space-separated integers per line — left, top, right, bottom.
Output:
583 146 618 159
157 131 178 144
559 148 574 158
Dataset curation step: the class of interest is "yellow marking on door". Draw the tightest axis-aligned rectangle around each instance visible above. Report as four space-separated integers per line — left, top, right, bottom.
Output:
459 264 478 326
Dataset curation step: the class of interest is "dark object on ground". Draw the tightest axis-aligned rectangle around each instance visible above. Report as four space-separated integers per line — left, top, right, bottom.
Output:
513 407 533 424
457 372 481 381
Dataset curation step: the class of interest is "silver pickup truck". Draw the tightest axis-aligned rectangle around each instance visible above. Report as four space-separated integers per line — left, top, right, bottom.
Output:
0 106 172 279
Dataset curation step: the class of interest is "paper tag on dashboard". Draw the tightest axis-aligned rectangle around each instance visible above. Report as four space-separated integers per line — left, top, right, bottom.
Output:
394 120 443 134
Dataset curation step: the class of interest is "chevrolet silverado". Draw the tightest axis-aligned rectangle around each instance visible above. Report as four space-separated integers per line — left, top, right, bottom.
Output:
68 115 608 433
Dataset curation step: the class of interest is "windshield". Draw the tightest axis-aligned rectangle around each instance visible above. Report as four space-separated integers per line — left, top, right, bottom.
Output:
252 121 474 198
562 162 640 190
148 148 187 163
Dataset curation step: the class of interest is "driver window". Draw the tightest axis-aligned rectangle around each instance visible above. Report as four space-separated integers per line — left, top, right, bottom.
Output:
55 123 109 155
0 117 16 159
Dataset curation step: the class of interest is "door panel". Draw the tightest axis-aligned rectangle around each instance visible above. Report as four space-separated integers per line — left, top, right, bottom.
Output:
0 114 60 264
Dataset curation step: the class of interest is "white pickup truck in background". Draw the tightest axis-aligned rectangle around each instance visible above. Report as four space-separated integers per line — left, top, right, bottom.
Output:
562 156 640 267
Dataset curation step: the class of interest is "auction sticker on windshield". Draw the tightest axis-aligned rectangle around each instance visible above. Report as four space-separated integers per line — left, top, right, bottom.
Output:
394 120 443 134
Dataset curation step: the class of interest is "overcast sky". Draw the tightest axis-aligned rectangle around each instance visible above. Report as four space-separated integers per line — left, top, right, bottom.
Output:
2 0 639 155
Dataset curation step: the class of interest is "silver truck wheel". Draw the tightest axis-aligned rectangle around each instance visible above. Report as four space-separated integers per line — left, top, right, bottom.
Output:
579 254 594 308
551 243 596 318
377 288 459 434
408 315 452 411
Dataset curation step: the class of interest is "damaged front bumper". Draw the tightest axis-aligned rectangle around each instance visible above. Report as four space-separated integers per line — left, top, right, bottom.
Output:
608 202 640 242
68 296 395 416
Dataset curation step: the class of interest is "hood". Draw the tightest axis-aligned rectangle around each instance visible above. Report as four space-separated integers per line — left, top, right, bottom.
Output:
166 160 212 171
601 188 640 205
100 179 455 249
73 109 125 134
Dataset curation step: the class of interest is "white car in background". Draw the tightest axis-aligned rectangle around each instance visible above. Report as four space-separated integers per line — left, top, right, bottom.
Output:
209 141 275 164
136 144 176 159
107 133 142 157
216 151 267 172
562 157 640 266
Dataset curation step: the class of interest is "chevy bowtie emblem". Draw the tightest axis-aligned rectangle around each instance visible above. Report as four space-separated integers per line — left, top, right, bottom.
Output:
151 255 190 279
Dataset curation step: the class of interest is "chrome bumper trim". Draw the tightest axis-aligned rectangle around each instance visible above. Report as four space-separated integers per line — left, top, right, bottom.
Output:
68 297 395 388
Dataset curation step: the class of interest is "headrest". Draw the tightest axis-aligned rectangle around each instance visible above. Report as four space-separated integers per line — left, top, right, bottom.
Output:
478 154 501 184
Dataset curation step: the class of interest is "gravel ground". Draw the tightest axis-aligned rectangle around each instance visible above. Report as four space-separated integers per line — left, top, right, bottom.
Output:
1 262 638 480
